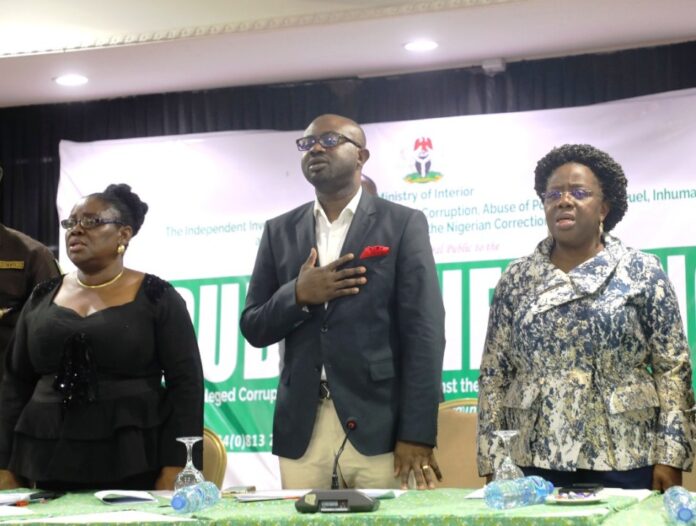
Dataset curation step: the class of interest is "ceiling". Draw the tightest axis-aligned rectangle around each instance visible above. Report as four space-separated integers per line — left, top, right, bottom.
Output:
1 0 695 109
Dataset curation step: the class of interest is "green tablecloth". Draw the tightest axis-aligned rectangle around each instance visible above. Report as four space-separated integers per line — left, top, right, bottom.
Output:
602 493 668 526
0 489 656 526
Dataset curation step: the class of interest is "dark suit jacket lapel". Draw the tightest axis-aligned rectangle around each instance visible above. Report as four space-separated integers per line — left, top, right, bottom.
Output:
294 203 317 267
324 192 377 319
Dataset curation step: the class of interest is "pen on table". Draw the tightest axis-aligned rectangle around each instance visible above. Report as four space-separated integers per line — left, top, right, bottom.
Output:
13 498 51 506
11 492 64 506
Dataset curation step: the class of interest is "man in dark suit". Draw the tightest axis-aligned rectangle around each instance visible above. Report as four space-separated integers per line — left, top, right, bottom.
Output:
240 114 445 490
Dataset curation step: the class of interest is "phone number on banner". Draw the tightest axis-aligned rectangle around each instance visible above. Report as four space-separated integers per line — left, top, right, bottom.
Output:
220 433 273 451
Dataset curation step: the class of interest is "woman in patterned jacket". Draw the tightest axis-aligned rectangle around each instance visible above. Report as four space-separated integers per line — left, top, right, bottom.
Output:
477 144 694 490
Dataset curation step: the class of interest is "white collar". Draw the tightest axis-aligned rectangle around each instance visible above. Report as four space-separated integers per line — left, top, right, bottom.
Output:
313 186 362 223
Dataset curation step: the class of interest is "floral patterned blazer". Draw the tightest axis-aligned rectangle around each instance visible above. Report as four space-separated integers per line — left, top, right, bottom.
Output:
477 234 695 476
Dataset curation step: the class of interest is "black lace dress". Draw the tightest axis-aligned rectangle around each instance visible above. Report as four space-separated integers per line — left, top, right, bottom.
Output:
0 274 203 488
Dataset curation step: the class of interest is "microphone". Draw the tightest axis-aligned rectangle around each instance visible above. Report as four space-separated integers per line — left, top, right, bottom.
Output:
331 417 357 490
296 416 379 513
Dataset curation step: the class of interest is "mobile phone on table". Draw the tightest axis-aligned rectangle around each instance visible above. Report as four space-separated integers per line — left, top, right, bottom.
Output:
558 483 603 496
222 485 256 496
101 495 154 504
29 491 65 501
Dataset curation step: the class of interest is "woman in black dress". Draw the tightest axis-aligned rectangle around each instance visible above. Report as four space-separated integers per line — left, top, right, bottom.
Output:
0 184 203 490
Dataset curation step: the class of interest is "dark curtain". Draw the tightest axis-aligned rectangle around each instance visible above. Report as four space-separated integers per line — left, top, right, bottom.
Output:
1 39 695 252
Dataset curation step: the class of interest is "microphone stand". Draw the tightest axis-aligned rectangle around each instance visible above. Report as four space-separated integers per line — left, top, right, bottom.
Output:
296 417 379 513
331 429 353 489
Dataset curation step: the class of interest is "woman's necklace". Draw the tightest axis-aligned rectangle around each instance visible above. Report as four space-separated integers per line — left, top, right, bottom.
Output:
76 269 124 289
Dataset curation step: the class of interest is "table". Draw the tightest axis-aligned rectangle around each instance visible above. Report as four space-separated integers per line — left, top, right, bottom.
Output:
602 493 669 525
0 489 669 526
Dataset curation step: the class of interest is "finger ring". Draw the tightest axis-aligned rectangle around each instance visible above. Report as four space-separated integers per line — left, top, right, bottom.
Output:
422 465 430 470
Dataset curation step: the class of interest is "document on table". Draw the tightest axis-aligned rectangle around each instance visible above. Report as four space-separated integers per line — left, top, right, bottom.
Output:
464 487 487 499
465 487 653 502
542 508 611 518
0 492 34 506
0 505 34 517
235 489 306 502
597 488 653 501
23 511 196 523
94 490 157 504
236 488 406 502
357 489 405 499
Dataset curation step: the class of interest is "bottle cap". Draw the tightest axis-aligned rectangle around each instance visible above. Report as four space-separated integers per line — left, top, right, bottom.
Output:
171 495 186 510
678 508 694 521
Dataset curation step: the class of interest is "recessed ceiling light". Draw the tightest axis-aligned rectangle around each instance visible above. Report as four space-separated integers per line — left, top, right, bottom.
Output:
54 74 89 87
404 39 438 52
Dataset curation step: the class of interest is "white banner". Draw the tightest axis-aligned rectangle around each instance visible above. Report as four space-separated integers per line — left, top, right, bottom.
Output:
59 87 696 489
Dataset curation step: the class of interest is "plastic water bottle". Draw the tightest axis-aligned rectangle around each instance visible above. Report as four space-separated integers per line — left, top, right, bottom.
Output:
484 476 554 510
664 486 696 524
171 481 221 513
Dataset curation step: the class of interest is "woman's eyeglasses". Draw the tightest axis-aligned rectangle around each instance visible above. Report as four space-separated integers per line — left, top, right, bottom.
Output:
541 188 594 203
296 131 363 151
60 217 124 230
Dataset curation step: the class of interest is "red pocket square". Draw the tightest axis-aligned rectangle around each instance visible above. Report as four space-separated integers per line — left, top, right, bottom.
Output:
359 245 390 259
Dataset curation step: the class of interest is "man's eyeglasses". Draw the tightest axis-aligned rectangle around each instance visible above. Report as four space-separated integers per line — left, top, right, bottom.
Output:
296 132 363 151
541 188 594 203
60 217 124 230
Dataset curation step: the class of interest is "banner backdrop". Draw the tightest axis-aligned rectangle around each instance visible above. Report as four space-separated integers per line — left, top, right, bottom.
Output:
58 88 696 489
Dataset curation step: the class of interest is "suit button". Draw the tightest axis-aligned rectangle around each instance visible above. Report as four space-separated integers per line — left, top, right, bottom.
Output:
321 324 328 333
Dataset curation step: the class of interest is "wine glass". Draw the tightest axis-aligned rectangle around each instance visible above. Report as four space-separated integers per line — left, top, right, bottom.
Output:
174 436 205 491
493 430 524 481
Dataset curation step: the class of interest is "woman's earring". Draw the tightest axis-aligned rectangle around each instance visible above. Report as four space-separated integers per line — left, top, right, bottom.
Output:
598 221 604 237
117 244 126 255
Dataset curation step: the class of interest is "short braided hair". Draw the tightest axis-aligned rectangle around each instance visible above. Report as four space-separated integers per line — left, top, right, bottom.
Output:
534 144 628 232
